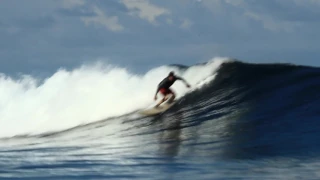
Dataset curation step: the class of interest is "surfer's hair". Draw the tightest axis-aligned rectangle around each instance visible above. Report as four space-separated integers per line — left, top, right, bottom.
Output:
169 71 174 76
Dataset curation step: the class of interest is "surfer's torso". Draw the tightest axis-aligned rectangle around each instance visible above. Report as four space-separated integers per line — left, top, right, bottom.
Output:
158 76 181 89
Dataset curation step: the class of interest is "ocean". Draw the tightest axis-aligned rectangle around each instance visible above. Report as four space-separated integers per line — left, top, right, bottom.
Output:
0 58 320 179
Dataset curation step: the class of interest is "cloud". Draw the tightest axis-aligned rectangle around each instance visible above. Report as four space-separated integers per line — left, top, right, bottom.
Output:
294 0 320 6
121 0 170 24
225 0 245 7
201 0 306 32
62 0 86 9
81 6 124 32
180 19 193 29
57 8 95 17
244 11 300 32
166 18 173 25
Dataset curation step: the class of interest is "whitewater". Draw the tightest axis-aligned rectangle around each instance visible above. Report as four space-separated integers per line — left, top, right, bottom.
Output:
0 58 227 138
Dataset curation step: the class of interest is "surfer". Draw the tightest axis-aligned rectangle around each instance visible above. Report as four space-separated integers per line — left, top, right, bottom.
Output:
154 71 191 108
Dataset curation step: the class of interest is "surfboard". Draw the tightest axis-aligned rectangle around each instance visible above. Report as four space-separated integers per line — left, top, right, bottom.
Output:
139 101 176 116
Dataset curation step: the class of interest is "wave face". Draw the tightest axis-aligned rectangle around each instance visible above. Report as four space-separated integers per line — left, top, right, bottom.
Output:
194 61 320 158
1 60 320 179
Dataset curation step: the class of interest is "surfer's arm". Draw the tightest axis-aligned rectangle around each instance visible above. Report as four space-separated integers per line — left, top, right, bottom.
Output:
176 76 191 87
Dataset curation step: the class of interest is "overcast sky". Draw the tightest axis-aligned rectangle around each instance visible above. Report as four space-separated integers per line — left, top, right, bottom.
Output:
1 0 319 75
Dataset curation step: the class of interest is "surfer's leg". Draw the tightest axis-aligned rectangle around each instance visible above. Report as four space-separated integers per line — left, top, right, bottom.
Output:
155 88 173 108
155 96 168 108
167 89 175 103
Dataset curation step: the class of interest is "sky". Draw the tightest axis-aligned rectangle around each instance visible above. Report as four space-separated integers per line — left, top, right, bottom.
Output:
0 0 320 76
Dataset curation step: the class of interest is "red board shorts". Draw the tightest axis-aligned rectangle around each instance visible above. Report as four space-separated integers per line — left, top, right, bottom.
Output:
159 88 172 96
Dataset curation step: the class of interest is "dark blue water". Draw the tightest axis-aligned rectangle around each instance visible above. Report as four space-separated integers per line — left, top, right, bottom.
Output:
1 61 320 179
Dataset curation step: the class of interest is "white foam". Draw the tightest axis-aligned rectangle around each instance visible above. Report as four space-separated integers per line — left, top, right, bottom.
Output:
0 57 229 138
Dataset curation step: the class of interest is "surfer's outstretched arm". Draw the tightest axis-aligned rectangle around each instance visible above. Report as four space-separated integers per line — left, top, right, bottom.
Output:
176 76 191 88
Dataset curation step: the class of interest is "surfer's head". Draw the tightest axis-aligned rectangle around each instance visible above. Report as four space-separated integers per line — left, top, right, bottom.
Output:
168 71 175 80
